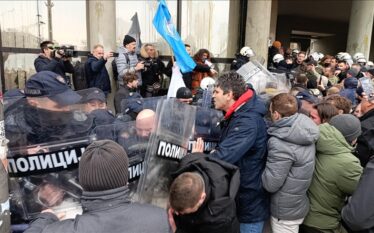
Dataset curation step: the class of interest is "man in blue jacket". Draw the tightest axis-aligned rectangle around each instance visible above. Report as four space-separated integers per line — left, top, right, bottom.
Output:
85 44 113 95
193 71 270 233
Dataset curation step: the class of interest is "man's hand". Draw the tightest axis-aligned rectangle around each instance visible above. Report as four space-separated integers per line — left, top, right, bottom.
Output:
167 208 177 233
191 137 204 153
210 69 218 76
135 61 145 71
42 209 66 220
104 52 113 60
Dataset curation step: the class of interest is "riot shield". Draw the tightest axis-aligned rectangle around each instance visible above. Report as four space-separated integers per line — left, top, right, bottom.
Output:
188 107 222 153
4 95 96 225
137 98 196 208
7 136 94 224
236 60 290 101
92 121 152 200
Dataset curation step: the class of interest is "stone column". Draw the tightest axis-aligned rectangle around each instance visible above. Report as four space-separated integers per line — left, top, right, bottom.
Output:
245 0 272 66
86 0 117 111
269 0 278 43
346 0 374 59
227 0 240 57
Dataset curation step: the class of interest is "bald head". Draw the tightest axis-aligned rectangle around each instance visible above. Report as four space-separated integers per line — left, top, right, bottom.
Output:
136 109 156 138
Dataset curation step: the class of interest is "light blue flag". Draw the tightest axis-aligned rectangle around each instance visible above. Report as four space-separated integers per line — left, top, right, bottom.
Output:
153 0 196 73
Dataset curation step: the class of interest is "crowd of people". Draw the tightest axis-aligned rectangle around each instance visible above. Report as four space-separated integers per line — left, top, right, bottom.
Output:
2 34 374 233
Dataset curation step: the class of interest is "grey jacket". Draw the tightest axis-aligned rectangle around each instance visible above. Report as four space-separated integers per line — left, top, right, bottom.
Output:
24 186 171 233
262 113 319 220
116 46 142 85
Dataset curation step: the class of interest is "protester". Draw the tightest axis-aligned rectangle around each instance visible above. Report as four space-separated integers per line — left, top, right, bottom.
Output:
324 95 352 114
193 71 269 233
341 156 374 232
168 153 240 233
191 49 216 94
114 72 141 114
116 35 144 86
262 93 319 233
24 140 171 233
301 114 363 233
309 102 339 125
85 44 113 95
356 98 374 167
135 109 156 139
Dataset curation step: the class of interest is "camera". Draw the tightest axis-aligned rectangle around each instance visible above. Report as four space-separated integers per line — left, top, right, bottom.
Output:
113 52 119 57
55 45 78 58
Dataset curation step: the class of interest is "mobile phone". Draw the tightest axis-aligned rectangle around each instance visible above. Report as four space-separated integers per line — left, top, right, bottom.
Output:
113 52 119 57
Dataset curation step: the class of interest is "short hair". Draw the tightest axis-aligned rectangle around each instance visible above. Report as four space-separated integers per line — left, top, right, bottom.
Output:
296 73 308 84
314 102 339 123
324 95 352 114
123 73 138 84
215 72 246 100
40 40 53 52
169 172 204 212
270 93 298 117
184 44 191 48
298 51 306 56
93 44 104 50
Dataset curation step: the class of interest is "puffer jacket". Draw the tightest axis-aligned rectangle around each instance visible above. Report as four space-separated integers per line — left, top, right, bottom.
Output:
303 123 363 230
24 186 171 233
262 113 319 220
116 46 142 85
211 90 270 223
85 54 111 94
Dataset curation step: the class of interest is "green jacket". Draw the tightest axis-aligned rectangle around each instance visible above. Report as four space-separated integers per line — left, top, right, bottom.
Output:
303 123 363 230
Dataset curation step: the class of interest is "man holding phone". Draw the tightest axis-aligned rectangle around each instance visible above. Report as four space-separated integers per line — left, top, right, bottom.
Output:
116 35 144 87
85 44 113 95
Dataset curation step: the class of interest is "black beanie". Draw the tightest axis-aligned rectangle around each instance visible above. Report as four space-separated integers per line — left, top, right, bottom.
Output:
79 140 129 191
123 35 136 46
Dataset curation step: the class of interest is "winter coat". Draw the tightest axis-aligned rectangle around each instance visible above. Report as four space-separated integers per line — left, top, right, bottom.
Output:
357 108 374 167
303 123 363 230
85 54 111 94
114 85 141 114
191 60 214 95
342 157 374 233
262 113 319 220
34 55 74 78
172 153 240 233
116 46 142 85
24 186 171 233
211 92 270 223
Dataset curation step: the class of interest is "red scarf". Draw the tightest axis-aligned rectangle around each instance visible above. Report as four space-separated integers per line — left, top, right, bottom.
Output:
224 89 254 119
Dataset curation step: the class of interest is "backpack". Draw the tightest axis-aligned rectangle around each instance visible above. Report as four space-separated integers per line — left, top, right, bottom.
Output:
111 53 130 82
73 60 88 90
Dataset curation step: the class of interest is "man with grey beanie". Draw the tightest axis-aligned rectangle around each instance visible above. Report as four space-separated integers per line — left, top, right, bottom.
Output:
25 140 171 233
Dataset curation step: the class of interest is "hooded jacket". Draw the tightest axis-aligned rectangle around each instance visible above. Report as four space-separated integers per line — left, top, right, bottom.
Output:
303 123 363 230
172 153 240 233
262 113 319 220
24 186 171 233
211 91 270 223
357 108 374 167
85 54 111 94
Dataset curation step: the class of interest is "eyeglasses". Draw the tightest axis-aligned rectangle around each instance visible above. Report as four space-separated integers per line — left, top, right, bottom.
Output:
47 46 54 50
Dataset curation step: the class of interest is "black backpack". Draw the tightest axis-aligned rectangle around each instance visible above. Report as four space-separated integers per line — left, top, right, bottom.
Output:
111 53 130 82
73 60 88 90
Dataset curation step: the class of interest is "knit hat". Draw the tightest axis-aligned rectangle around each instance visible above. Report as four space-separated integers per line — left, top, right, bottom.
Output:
123 35 136 46
79 140 129 191
272 41 281 49
330 114 361 143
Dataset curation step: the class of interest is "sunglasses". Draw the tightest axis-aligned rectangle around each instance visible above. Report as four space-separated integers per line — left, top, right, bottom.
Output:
47 46 54 50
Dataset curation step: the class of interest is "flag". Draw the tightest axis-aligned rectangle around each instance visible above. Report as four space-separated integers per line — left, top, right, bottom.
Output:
153 0 196 73
128 12 142 53
167 62 186 98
